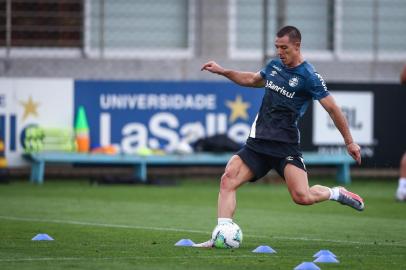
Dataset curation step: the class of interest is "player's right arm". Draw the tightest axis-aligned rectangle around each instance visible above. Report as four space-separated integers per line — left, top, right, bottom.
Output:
201 60 265 88
319 95 362 165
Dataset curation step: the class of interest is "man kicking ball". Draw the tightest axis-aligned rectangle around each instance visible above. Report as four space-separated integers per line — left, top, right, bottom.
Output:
194 25 364 248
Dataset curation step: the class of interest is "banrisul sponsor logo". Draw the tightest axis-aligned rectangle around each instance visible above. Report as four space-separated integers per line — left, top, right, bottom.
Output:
265 80 295 99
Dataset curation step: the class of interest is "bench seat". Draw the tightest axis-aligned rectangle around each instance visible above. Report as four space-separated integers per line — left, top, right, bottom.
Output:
25 151 355 185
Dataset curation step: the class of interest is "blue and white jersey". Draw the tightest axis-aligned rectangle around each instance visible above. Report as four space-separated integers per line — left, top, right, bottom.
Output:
249 59 329 144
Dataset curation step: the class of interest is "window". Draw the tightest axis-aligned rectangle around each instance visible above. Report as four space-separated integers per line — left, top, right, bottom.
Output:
377 0 406 53
231 0 406 60
341 0 374 53
285 0 332 52
230 0 332 59
85 0 194 58
0 0 82 48
0 0 194 58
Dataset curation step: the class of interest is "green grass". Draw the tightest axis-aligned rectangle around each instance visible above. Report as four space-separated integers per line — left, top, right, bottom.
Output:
0 178 405 270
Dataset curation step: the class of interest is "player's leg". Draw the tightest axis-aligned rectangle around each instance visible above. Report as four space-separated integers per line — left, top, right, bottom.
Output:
283 160 364 211
284 164 330 205
218 154 255 218
217 147 271 218
194 147 267 248
396 152 406 201
193 155 254 248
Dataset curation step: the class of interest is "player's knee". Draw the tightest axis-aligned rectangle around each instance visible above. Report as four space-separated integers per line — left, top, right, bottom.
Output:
220 169 238 192
291 191 314 205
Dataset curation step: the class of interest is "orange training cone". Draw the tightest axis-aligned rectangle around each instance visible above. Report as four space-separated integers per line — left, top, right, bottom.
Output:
75 106 90 153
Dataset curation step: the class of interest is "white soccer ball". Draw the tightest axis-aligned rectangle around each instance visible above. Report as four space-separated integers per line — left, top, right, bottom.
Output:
211 222 243 248
396 188 406 201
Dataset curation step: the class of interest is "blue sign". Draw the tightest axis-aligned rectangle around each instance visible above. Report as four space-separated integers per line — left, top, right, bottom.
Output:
74 81 263 153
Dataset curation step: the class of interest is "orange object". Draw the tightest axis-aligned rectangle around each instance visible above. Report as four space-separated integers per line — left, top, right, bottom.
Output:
76 135 90 153
75 106 90 153
91 145 117 155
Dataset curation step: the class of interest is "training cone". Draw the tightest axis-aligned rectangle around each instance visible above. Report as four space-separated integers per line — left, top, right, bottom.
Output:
294 262 321 270
252 245 277 253
314 255 339 263
74 106 90 152
313 249 337 258
75 106 89 131
32 233 54 241
175 239 195 246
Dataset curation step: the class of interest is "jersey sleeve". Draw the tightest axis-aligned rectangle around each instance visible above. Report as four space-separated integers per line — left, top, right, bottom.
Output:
259 60 275 80
260 68 266 79
306 72 330 100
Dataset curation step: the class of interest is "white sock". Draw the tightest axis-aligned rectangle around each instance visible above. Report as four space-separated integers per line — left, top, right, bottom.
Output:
399 178 406 189
329 187 340 201
218 218 232 225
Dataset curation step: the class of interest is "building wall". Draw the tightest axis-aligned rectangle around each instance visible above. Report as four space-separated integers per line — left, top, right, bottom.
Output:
0 0 404 83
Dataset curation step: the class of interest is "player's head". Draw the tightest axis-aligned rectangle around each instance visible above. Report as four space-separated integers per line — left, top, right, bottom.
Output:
275 25 302 67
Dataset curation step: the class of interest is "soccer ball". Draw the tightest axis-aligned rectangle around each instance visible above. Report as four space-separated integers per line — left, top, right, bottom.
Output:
211 222 243 248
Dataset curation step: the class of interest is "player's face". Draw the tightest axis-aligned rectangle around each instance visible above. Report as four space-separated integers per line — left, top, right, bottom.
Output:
274 35 301 67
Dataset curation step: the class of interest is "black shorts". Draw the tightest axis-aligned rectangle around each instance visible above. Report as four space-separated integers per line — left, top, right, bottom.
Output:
236 145 306 182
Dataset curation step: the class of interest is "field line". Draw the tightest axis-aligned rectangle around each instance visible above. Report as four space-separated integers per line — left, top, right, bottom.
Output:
0 215 405 247
0 215 206 233
0 254 271 263
1 253 405 263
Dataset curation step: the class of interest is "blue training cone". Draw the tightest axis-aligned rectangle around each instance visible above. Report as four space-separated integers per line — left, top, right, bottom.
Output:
252 245 277 253
294 262 321 270
175 239 195 246
32 234 54 241
314 255 339 263
313 249 337 258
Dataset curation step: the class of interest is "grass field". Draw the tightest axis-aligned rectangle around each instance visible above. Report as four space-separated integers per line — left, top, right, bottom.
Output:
0 178 405 270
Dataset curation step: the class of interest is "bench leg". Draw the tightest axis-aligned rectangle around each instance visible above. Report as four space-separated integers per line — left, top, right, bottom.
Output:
134 163 147 183
336 164 351 185
30 161 45 184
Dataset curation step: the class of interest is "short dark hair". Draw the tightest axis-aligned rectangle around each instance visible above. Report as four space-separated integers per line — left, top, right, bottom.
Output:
277 25 301 43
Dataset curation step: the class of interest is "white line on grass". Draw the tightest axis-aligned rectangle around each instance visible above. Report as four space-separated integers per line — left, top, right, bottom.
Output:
0 215 405 247
2 253 405 263
0 254 270 263
0 215 206 233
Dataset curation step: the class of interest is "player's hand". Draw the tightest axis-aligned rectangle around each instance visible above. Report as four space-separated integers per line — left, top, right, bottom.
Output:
347 142 361 165
201 60 225 75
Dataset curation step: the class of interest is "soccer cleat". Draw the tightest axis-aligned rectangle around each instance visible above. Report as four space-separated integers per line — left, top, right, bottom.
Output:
336 187 364 211
192 239 214 248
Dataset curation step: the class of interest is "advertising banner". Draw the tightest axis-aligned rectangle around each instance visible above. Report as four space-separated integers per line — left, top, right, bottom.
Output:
2 79 404 168
313 91 374 145
74 81 263 154
0 79 73 166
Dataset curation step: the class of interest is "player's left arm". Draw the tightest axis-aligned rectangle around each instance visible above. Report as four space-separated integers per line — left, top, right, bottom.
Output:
319 95 362 165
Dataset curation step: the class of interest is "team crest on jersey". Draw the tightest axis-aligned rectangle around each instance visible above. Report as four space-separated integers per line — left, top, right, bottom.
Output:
270 70 277 76
288 76 299 87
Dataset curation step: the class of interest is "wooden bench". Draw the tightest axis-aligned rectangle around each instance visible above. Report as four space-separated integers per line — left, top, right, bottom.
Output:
25 151 355 185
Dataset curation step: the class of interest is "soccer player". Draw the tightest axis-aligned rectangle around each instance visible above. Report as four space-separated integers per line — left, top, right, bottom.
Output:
194 26 364 248
396 66 406 201
395 154 406 201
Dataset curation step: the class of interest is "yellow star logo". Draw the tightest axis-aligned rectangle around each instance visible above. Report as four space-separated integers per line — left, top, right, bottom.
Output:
226 95 250 123
20 96 40 121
